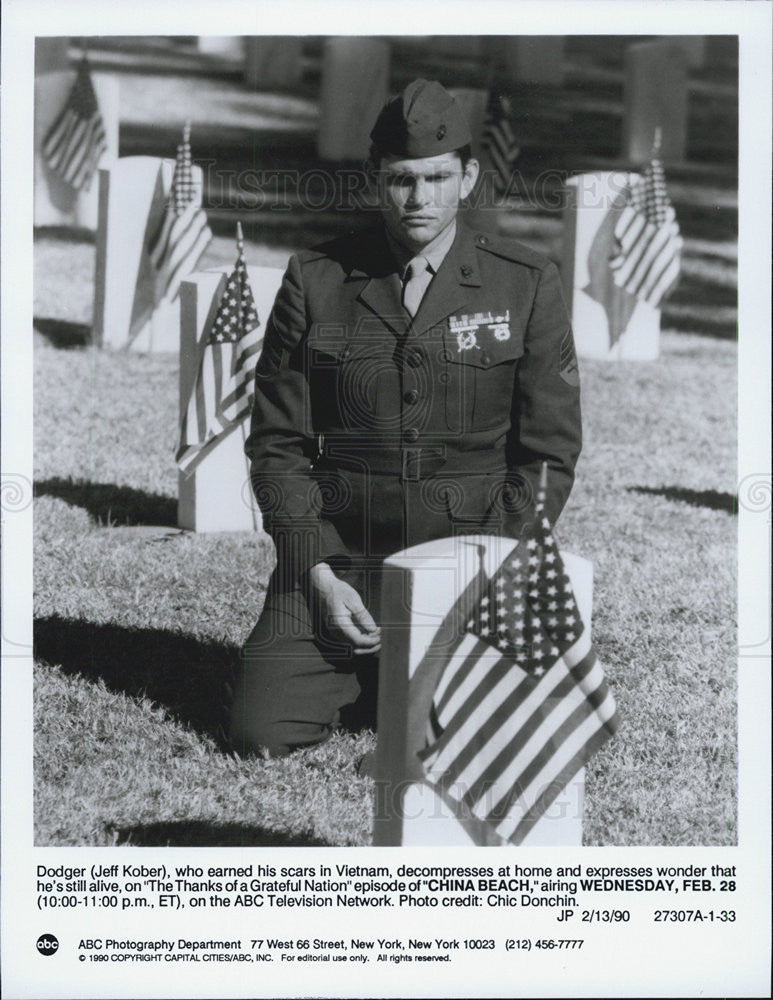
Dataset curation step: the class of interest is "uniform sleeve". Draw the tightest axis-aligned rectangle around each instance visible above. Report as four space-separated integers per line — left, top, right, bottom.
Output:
504 260 582 533
245 255 350 586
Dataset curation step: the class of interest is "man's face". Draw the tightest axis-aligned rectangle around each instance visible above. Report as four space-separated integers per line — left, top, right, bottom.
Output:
375 151 479 252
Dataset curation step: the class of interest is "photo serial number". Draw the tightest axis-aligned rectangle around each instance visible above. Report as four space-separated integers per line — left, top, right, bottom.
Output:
653 910 736 922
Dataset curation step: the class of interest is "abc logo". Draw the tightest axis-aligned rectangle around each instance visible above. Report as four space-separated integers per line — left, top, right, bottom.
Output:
36 934 59 956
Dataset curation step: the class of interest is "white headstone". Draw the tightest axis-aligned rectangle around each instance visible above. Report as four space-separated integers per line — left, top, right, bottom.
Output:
93 156 205 353
374 534 590 847
623 39 688 164
177 264 286 533
317 37 390 161
34 71 119 231
244 36 303 88
561 171 660 361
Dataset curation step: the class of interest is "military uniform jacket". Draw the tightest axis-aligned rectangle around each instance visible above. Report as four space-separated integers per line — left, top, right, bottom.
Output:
246 221 582 586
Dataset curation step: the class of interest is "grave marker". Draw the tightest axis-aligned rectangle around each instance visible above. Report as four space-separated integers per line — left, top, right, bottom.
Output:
318 37 390 161
177 264 286 533
93 156 207 353
561 171 660 361
623 40 687 164
34 70 119 230
374 534 593 847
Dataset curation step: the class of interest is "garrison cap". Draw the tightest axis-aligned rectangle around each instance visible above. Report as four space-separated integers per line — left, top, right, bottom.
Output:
369 79 472 158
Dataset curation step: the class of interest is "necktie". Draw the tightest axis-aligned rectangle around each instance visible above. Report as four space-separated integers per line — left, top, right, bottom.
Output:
402 256 432 317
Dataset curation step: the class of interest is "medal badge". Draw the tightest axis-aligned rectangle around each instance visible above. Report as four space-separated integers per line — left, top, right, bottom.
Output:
449 313 481 352
456 328 478 351
450 310 511 352
490 310 511 341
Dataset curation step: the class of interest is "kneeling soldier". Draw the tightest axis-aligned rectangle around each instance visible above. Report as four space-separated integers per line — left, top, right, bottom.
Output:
229 79 582 756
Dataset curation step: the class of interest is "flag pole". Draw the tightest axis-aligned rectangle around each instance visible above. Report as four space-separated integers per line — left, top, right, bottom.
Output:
236 221 259 533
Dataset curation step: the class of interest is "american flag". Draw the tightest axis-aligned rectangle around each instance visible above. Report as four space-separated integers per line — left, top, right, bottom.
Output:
150 122 212 304
609 147 683 307
481 91 520 197
176 223 262 472
419 467 619 845
42 56 107 191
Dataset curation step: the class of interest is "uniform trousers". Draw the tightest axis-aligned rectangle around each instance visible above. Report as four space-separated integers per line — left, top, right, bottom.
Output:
229 564 383 757
229 467 517 756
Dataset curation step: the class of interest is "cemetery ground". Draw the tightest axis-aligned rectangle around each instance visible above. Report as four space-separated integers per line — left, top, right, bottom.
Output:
33 326 737 848
32 37 737 846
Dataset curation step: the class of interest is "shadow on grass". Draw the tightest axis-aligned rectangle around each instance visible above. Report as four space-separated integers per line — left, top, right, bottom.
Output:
34 615 238 741
35 615 378 761
34 477 177 526
114 819 330 847
628 486 736 514
34 318 93 349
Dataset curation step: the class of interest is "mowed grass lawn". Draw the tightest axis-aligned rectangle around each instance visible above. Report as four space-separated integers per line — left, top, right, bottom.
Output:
33 263 737 848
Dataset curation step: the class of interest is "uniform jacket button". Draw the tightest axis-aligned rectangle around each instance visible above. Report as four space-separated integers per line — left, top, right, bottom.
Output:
480 352 490 365
407 350 423 368
403 427 419 443
403 389 419 404
477 234 489 245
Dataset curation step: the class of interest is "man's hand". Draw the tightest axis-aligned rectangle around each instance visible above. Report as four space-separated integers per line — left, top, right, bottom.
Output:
306 563 381 655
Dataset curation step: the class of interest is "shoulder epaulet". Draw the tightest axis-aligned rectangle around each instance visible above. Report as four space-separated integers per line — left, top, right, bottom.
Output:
472 232 552 270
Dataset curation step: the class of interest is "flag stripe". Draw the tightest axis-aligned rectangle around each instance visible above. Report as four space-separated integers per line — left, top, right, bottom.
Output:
505 719 616 844
429 624 593 782
450 643 597 799
42 60 107 191
436 645 508 731
59 118 93 179
608 159 682 309
163 219 212 303
434 634 493 714
462 649 600 808
497 694 619 843
479 657 607 819
614 215 673 289
67 118 106 187
217 333 264 421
